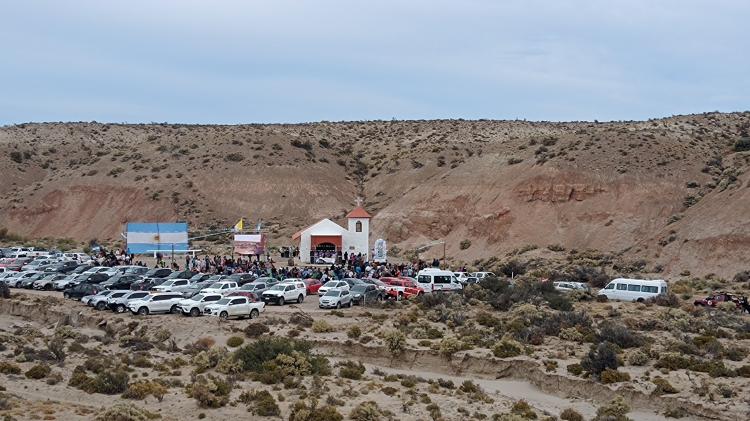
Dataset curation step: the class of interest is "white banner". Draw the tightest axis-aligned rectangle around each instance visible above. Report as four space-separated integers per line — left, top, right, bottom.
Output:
373 238 387 263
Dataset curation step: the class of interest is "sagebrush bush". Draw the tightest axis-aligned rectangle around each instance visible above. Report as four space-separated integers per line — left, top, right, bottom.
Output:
312 320 335 333
350 400 384 421
226 336 244 347
94 402 159 421
0 362 21 375
581 342 619 379
239 390 280 416
122 380 167 401
384 330 406 355
25 363 51 379
597 322 643 349
492 339 522 358
651 377 678 395
186 375 232 408
289 398 343 421
626 350 649 366
593 396 631 421
244 323 270 338
600 368 631 384
560 408 584 421
347 326 362 339
337 360 366 380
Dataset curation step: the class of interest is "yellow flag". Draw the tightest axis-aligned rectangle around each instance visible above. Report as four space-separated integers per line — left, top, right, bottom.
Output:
234 218 244 232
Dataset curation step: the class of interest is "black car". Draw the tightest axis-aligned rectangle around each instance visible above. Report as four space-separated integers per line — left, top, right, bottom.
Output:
20 273 48 289
187 273 213 283
63 283 103 300
44 261 81 274
350 284 384 305
100 274 142 290
228 273 255 286
69 264 95 275
130 268 174 290
342 278 367 288
132 269 194 291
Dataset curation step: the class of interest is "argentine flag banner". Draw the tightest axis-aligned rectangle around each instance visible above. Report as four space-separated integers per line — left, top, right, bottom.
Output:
126 222 189 254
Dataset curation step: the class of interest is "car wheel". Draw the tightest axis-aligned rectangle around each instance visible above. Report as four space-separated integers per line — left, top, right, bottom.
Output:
279 297 285 306
137 307 149 316
190 307 200 317
219 311 229 320
250 309 259 319
636 298 645 303
116 304 126 313
96 302 106 310
170 305 179 314
63 292 70 299
336 302 341 309
44 284 52 290
377 295 383 302
397 292 403 301
348 300 353 308
298 294 304 303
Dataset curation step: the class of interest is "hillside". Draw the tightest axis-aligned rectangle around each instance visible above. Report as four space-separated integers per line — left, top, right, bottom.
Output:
1 113 749 277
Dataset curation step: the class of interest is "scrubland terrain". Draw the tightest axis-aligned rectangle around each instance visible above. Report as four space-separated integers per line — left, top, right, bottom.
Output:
1 113 750 277
0 273 749 421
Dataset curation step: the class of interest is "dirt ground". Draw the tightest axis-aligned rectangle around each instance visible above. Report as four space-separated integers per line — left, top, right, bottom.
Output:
2 287 747 421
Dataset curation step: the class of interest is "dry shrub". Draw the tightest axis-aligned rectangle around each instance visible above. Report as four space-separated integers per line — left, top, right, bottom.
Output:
191 337 216 353
312 320 335 333
560 408 584 421
0 362 21 375
383 330 406 355
581 342 619 379
626 349 649 366
350 400 384 421
289 398 343 421
244 323 270 338
600 369 631 384
347 326 362 339
186 374 232 408
94 402 159 421
652 377 678 395
25 363 51 379
226 336 244 347
337 360 365 380
593 396 631 421
492 339 522 358
122 380 167 401
511 400 537 419
239 389 280 416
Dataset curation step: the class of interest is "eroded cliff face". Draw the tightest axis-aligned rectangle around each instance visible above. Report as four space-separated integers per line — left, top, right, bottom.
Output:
1 113 749 276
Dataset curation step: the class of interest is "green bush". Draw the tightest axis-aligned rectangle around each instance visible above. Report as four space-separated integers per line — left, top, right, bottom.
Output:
347 326 362 339
226 336 244 347
492 339 522 358
239 390 280 417
0 362 21 375
234 337 312 372
459 239 472 250
350 400 384 421
597 322 643 348
593 396 631 421
566 363 583 376
289 398 343 421
69 366 130 395
511 400 537 419
25 363 51 379
186 375 232 408
337 360 366 380
600 369 631 384
122 380 167 401
581 342 619 379
384 330 406 355
94 403 159 421
560 408 584 421
651 377 678 395
244 323 270 338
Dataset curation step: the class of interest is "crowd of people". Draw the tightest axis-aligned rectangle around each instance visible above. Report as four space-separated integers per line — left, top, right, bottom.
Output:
92 248 451 282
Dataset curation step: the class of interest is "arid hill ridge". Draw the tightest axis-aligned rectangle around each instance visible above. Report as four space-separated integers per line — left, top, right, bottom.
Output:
1 112 749 277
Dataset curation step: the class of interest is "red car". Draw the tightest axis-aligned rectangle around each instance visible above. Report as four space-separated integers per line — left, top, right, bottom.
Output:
694 292 740 308
303 278 323 295
381 278 424 300
227 291 258 302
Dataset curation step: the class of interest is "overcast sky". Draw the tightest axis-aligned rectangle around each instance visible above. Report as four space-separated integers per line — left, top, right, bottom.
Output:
1 0 748 124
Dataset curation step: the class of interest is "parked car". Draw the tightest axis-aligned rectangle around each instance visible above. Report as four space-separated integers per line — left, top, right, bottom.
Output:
128 292 184 315
227 273 256 286
254 276 279 286
382 278 424 300
108 291 150 313
694 292 741 308
553 281 590 293
341 278 367 289
200 281 239 295
318 280 350 295
33 273 68 290
91 290 131 310
473 271 496 280
226 291 258 301
204 296 265 320
303 278 323 295
597 278 668 302
261 281 307 305
64 283 103 300
19 272 49 288
236 281 270 296
319 289 353 309
130 268 174 290
179 278 223 298
360 278 388 291
177 293 224 317
6 271 42 288
151 278 191 292
69 264 94 275
43 261 81 274
187 273 214 284
416 268 463 293
82 290 117 306
99 274 142 290
350 284 384 305
114 265 148 275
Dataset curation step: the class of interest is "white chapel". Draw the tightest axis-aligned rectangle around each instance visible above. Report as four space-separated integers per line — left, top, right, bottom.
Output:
292 206 372 264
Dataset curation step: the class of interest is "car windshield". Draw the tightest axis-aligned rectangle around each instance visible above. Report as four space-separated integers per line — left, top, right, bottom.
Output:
322 281 338 287
240 284 255 290
165 272 181 279
137 295 153 301
216 298 231 305
161 280 175 286
189 274 204 281
269 285 285 291
207 283 223 289
190 294 205 301
208 275 223 280
324 290 341 297
352 285 367 292
144 269 162 276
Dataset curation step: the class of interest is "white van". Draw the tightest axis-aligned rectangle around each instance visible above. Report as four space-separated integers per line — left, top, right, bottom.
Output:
598 278 668 302
416 268 463 293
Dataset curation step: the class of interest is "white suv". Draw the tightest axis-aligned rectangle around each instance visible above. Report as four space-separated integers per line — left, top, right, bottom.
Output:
317 280 350 295
151 279 191 292
177 293 223 317
204 296 265 320
199 281 239 295
108 291 150 313
128 292 184 315
261 281 307 305
319 288 353 309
